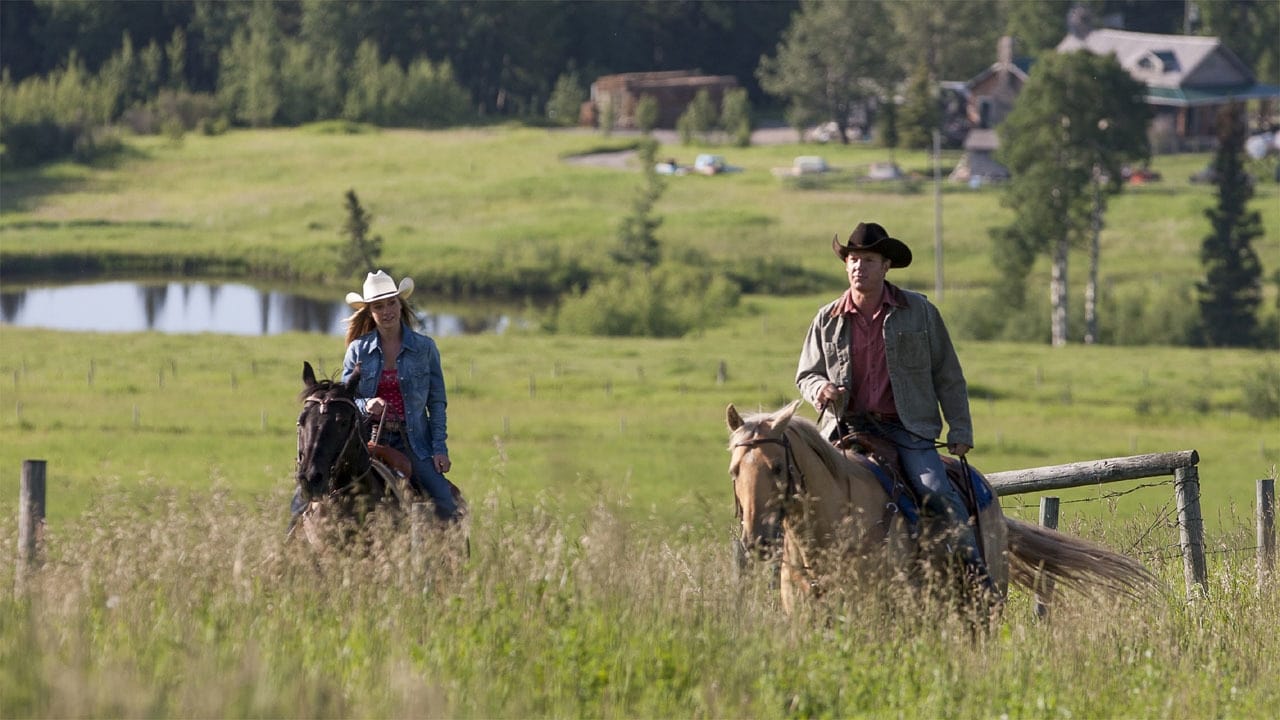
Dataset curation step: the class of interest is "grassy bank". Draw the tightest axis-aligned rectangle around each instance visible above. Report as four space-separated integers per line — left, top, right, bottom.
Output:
2 126 1277 310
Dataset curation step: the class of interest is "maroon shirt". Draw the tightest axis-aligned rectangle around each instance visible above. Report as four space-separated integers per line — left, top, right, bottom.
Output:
375 367 407 421
830 283 904 418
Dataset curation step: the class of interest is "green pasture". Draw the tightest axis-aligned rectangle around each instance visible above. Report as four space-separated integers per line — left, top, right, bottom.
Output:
2 126 1277 309
1 317 1274 532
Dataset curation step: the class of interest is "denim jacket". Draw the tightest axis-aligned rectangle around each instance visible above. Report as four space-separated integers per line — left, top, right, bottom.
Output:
796 285 973 448
342 324 449 460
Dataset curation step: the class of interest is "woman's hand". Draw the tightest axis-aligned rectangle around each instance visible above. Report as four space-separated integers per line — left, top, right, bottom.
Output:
433 454 451 474
366 397 386 418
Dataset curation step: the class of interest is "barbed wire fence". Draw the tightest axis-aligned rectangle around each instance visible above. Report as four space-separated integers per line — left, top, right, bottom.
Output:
988 452 1275 600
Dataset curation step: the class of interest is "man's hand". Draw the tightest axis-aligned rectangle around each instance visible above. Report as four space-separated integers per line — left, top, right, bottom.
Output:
816 383 845 410
947 443 971 457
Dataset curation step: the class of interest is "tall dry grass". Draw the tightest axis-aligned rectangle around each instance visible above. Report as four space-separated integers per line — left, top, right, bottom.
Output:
3 486 1276 718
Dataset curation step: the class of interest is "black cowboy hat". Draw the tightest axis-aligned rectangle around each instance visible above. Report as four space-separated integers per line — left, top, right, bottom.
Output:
831 222 912 268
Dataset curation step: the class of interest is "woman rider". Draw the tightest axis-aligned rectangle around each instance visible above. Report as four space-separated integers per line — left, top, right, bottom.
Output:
340 270 459 521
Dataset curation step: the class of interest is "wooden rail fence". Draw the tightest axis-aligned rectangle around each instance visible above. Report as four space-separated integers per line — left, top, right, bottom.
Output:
986 450 1211 597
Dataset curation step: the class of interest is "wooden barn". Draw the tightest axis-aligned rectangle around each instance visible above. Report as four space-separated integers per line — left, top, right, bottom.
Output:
586 71 738 129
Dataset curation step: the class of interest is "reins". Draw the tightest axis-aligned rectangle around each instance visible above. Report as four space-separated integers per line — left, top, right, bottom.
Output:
734 432 825 592
300 392 373 498
733 434 802 513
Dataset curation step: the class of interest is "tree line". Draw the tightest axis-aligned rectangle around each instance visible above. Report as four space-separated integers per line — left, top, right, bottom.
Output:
3 0 1275 158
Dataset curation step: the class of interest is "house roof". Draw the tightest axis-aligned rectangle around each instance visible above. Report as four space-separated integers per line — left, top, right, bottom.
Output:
1056 29 1255 89
1145 83 1280 107
965 58 1032 90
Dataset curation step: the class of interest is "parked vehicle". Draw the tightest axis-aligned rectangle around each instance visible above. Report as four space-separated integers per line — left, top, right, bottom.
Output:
771 155 831 178
693 154 727 175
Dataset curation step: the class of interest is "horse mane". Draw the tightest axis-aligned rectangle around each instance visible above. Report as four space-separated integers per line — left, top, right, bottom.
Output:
297 376 354 402
731 408 861 481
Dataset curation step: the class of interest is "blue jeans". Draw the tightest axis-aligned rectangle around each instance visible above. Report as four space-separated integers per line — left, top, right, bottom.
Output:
879 423 981 564
385 429 459 521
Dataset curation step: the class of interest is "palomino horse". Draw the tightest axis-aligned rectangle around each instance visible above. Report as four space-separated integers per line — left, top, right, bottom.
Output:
294 361 467 550
727 400 1156 616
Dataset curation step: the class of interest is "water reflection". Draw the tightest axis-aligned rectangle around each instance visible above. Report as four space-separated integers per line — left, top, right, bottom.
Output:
0 280 523 336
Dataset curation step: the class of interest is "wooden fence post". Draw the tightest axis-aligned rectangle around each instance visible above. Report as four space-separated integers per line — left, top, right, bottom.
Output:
1259 478 1275 590
1174 464 1208 598
410 502 431 593
410 502 429 558
1034 496 1059 619
17 460 47 588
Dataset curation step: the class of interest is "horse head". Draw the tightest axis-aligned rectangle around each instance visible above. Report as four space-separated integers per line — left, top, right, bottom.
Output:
727 399 802 559
296 361 365 502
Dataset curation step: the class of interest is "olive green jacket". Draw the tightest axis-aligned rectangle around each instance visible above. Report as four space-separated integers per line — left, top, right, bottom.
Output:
795 285 973 448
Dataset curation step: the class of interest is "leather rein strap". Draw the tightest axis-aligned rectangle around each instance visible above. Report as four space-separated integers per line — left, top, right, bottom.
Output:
733 435 801 515
302 393 372 497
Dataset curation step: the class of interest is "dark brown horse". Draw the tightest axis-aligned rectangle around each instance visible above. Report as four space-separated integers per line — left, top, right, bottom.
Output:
293 361 467 550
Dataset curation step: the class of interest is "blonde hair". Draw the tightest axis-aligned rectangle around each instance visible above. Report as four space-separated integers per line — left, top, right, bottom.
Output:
343 297 418 347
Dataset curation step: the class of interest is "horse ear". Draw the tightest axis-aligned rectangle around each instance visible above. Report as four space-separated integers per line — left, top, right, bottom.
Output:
302 361 317 388
774 399 803 428
726 404 744 431
345 363 362 394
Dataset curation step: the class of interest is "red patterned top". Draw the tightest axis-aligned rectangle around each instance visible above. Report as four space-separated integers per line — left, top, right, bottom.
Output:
376 368 406 421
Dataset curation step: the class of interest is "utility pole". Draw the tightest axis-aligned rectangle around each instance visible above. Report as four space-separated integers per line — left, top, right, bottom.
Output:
933 128 944 300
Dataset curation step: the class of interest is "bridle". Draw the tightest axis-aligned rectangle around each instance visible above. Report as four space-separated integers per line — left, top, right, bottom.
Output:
732 433 803 534
733 434 801 497
298 392 372 499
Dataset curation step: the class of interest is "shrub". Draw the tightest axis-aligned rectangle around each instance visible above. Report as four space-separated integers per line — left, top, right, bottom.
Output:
720 88 752 148
676 89 718 145
399 59 472 127
551 259 740 338
1240 364 1280 419
635 95 659 134
546 71 586 127
0 120 79 167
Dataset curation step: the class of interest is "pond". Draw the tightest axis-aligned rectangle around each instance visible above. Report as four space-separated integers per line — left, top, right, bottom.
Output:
0 280 531 336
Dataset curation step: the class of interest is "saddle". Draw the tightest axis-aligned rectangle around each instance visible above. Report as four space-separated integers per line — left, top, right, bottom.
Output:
834 430 994 528
368 442 414 480
366 441 469 516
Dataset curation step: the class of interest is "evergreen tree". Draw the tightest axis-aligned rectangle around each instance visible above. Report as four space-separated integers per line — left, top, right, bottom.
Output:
719 88 752 147
339 189 383 276
611 140 664 269
635 95 659 135
878 98 899 160
1195 102 1264 347
545 70 584 127
1005 0 1067 56
897 64 938 150
677 88 718 143
165 27 187 90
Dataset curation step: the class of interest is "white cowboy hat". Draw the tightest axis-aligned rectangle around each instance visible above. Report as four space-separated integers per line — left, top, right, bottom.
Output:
345 270 415 308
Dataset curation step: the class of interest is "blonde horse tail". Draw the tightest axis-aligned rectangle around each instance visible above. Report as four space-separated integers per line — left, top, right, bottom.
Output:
1004 517 1160 598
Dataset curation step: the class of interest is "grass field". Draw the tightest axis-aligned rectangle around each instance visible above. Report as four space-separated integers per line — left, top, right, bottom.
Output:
2 126 1279 717
3 126 1277 308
